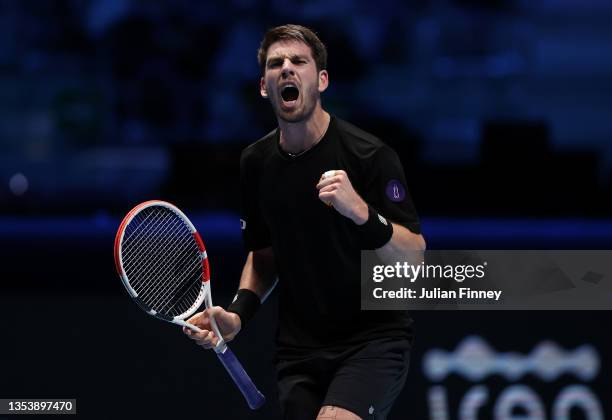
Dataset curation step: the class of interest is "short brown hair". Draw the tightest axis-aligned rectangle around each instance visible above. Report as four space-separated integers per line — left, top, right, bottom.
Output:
257 24 327 74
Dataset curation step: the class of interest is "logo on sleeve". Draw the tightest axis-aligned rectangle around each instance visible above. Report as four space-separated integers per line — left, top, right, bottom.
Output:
377 214 388 226
386 179 406 202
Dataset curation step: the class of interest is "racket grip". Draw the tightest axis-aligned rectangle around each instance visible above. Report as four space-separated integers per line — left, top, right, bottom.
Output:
216 347 266 410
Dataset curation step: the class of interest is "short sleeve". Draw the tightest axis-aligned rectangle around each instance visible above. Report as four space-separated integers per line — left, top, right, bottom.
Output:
240 148 272 250
362 145 421 234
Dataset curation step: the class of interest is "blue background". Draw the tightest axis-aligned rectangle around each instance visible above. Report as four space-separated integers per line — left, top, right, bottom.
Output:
1 1 610 419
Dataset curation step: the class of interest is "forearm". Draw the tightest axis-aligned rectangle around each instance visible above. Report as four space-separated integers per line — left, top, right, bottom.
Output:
351 199 425 261
226 248 276 329
238 248 277 299
375 223 426 264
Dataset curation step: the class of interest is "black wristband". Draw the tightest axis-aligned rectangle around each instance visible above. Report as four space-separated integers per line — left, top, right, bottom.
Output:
354 205 394 250
227 289 261 328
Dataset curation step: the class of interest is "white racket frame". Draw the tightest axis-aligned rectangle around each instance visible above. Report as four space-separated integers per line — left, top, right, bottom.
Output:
116 200 228 353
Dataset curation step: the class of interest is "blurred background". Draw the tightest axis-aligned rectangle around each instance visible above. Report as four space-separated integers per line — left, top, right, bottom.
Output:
1 0 611 418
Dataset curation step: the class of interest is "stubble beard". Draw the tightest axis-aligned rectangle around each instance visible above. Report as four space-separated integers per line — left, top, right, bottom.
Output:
272 85 319 124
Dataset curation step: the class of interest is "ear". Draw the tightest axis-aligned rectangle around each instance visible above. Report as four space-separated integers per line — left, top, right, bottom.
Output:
260 77 268 98
317 70 329 93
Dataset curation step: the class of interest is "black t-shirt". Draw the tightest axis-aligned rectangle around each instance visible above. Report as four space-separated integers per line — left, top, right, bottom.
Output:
240 116 421 355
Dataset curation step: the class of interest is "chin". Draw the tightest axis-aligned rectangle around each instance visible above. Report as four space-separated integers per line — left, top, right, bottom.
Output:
276 106 305 123
279 113 306 123
278 105 316 124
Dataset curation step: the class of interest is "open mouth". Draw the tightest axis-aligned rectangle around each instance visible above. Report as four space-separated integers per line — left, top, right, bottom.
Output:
281 85 300 102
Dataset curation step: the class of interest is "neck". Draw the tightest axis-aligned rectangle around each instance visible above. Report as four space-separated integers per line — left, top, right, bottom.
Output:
278 105 330 155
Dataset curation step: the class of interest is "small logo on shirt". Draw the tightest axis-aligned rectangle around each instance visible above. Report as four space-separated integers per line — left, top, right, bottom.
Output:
386 179 406 202
378 214 388 226
240 219 246 230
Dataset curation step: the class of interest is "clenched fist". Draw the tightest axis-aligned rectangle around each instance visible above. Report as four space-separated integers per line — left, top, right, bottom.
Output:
316 170 368 225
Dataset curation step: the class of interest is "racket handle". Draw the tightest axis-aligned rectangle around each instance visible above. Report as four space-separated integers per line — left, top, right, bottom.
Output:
216 347 266 410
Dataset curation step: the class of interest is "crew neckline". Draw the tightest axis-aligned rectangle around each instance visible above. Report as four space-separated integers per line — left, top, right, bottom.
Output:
276 116 335 160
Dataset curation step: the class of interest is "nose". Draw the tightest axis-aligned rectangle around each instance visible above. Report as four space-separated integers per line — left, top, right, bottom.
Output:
281 59 295 78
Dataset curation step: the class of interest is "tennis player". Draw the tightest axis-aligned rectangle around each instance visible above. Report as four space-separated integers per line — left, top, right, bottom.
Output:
185 24 425 419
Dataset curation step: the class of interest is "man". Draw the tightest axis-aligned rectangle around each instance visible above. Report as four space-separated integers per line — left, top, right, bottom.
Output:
184 24 425 419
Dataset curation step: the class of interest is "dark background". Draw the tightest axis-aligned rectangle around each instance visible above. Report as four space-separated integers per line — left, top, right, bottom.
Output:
1 1 611 419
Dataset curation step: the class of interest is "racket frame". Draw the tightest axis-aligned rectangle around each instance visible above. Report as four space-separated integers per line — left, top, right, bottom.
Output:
114 200 265 409
114 200 227 352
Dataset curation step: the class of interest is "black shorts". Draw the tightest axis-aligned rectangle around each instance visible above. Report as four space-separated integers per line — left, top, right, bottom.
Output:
276 337 411 420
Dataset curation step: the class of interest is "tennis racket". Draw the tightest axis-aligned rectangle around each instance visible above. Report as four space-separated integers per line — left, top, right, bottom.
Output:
114 200 265 409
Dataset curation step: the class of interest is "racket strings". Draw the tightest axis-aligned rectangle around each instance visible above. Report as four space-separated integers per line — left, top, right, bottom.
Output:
125 209 193 295
161 270 204 315
122 209 173 275
123 208 182 273
125 208 197 300
152 251 204 316
142 231 202 309
127 215 192 300
127 216 201 314
121 206 204 317
148 252 202 312
124 208 185 298
127 213 191 296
